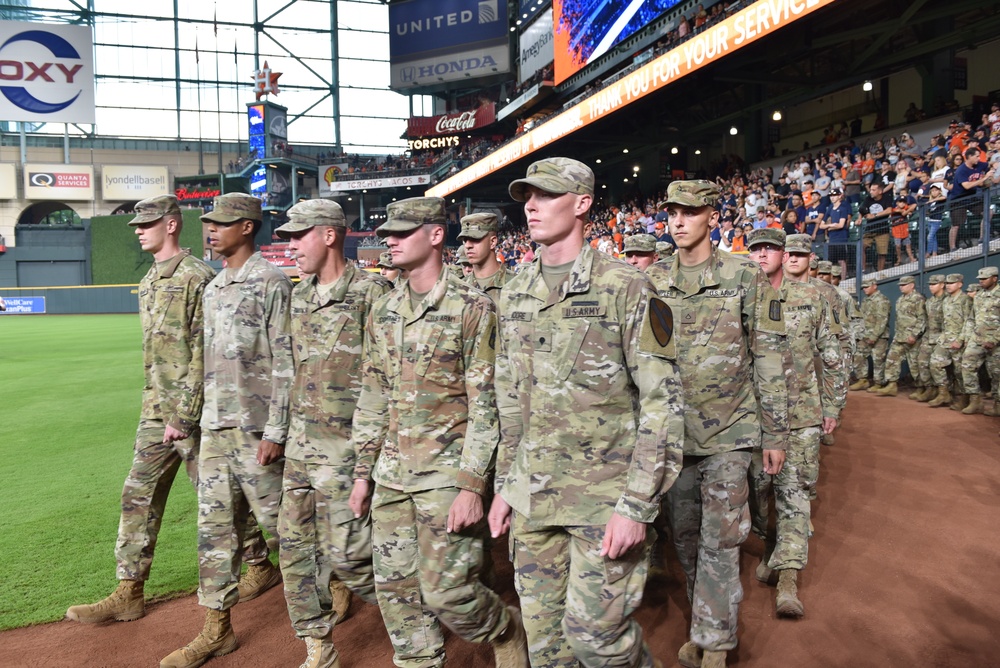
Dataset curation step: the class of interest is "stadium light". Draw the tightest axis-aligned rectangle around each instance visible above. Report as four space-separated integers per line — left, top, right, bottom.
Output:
695 149 702 155
772 110 782 122
595 158 602 164
863 80 873 92
622 148 629 153
516 19 522 25
406 186 411 190
670 147 678 154
602 184 607 189
729 126 738 135
510 27 515 32
633 166 639 172
623 178 629 182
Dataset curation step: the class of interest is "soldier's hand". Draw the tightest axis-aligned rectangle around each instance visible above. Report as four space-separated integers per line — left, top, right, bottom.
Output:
600 513 645 560
822 417 838 435
163 424 188 443
447 490 483 534
906 336 916 345
257 439 284 466
349 479 371 518
951 342 962 350
488 496 513 538
763 448 785 475
985 342 995 350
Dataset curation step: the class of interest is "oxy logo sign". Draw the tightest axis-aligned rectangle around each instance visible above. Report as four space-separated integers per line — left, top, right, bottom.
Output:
0 22 95 123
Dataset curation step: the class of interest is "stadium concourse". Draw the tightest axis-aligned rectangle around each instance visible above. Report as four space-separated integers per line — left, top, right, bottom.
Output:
0 394 997 666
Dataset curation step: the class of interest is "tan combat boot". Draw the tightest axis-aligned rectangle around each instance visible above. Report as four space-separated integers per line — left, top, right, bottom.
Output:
678 641 703 668
927 386 952 407
492 606 529 668
962 394 984 415
299 633 340 668
755 560 774 585
984 400 1000 416
916 387 936 402
866 383 884 393
237 560 282 603
951 393 969 411
873 381 897 396
329 578 352 623
66 580 144 623
821 433 835 446
908 386 924 400
775 570 804 618
848 378 869 391
160 609 238 668
702 650 728 668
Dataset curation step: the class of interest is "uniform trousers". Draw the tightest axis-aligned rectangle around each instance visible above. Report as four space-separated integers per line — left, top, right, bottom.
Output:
853 338 889 384
961 342 1000 395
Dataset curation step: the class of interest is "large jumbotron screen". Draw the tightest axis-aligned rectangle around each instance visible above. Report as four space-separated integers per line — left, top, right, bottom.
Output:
554 0 683 85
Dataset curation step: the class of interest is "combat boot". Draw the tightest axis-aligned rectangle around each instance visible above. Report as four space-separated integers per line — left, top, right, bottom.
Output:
237 560 281 603
927 386 952 407
848 378 869 391
329 578 352 624
984 400 1000 416
951 393 969 411
702 650 728 668
821 433 835 446
492 606 529 668
962 394 984 415
916 387 936 402
775 570 804 618
873 381 897 396
66 580 144 623
908 386 924 400
160 609 238 668
866 383 884 393
299 633 339 668
755 560 774 585
678 641 703 668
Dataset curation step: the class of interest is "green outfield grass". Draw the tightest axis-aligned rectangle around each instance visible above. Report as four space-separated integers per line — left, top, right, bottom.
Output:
0 315 200 630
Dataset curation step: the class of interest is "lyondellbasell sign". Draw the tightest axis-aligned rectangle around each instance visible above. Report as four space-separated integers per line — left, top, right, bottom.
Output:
428 0 839 198
102 166 169 200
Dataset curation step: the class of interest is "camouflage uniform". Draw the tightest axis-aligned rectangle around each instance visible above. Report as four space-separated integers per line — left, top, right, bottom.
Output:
272 202 390 644
853 281 891 385
808 275 849 408
884 277 927 384
960 268 1000 396
199 238 293 610
458 212 509 304
646 188 789 653
930 277 972 388
916 276 946 388
352 198 510 668
496 236 684 667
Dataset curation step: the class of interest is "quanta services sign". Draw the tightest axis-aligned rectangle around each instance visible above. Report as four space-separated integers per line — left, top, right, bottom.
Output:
24 163 93 200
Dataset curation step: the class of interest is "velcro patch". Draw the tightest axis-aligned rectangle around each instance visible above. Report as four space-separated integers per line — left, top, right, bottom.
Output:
704 289 739 297
508 311 533 322
426 315 458 322
563 305 606 318
769 300 783 321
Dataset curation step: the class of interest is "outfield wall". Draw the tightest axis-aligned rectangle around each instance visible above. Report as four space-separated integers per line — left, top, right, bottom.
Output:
0 285 138 314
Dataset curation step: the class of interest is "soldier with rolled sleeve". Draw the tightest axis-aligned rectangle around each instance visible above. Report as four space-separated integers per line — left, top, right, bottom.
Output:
458 212 508 300
959 266 1000 415
645 180 790 668
928 274 973 408
66 195 269 626
488 158 684 668
746 228 842 618
348 197 529 668
873 276 926 397
273 200 391 668
162 193 293 668
913 275 947 401
849 278 891 391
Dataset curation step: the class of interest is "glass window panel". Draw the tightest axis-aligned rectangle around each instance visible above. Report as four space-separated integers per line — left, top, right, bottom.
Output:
340 89 408 119
339 59 391 89
339 30 389 58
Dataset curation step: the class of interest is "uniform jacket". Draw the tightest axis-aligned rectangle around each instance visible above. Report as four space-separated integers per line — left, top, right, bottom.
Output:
861 290 891 342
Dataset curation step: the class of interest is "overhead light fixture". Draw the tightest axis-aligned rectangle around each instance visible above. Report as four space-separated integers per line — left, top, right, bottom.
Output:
510 26 515 32
772 110 782 121
347 197 352 201
406 186 411 190
516 19 522 25
863 80 873 92
623 177 629 183
695 149 701 155
595 158 602 164
633 166 639 173
729 126 738 135
622 148 629 153
670 147 678 154
602 184 607 189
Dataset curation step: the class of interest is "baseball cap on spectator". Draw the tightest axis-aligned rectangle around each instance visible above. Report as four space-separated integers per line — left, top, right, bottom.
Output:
829 188 843 196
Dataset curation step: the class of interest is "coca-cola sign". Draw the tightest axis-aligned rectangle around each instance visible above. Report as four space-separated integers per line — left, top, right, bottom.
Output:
407 102 495 138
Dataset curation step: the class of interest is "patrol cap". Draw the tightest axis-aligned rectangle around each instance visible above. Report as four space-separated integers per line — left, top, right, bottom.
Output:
456 245 471 266
376 196 446 238
831 265 842 277
623 233 657 253
129 195 181 226
201 192 262 224
977 266 998 279
656 199 669 209
968 284 981 293
817 261 833 274
457 212 498 241
655 241 674 255
862 277 878 288
945 273 964 283
928 274 945 284
745 227 786 249
665 180 721 208
898 275 915 286
809 258 818 269
376 251 394 269
274 199 346 239
785 233 813 254
508 157 594 202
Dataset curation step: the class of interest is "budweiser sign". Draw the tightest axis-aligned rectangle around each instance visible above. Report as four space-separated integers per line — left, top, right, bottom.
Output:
407 102 496 138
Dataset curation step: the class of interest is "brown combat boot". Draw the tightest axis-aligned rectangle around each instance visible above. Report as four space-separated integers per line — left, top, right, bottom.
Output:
984 400 1000 416
755 560 774 585
329 578 352 624
951 393 969 411
66 580 144 623
160 609 238 668
702 650 728 668
775 570 804 618
237 560 282 603
916 387 935 402
873 381 897 396
927 386 952 407
299 633 340 668
962 394 984 415
848 378 869 391
821 433 835 446
908 386 924 400
678 641 704 668
866 383 884 393
492 606 529 668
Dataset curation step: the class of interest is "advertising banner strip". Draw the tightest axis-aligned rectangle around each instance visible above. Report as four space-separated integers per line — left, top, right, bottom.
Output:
408 102 496 137
519 8 554 84
320 174 431 195
0 296 46 314
427 0 838 198
391 42 510 89
389 0 509 59
0 163 15 199
102 165 170 200
24 163 94 201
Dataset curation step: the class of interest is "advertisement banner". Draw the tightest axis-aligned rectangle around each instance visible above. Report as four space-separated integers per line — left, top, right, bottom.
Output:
0 296 46 314
389 0 508 59
174 175 223 206
407 102 496 137
320 174 430 196
0 163 15 198
430 0 840 197
24 163 93 200
102 165 169 200
391 42 510 89
0 21 96 123
519 9 553 83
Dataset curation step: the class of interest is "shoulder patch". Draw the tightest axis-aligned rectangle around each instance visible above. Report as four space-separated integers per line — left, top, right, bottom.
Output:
640 297 676 359
769 300 782 321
